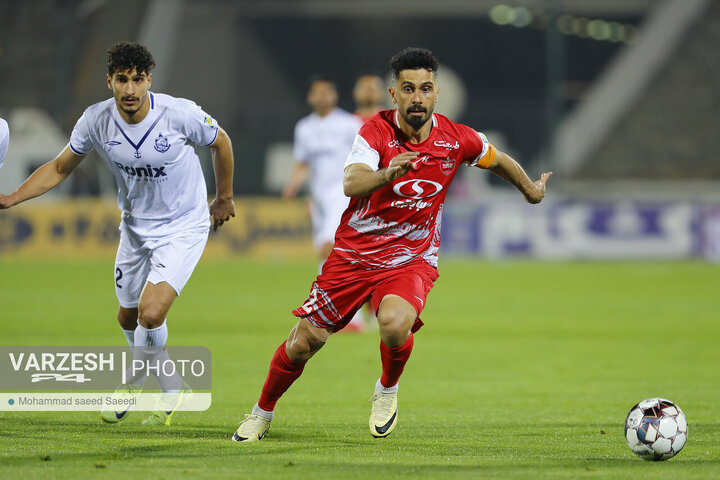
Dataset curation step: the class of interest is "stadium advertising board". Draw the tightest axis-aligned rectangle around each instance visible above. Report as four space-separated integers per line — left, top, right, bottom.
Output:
0 198 314 259
441 198 712 260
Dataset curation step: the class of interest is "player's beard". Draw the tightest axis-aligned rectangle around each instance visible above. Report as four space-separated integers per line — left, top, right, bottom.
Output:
119 95 144 116
402 105 431 131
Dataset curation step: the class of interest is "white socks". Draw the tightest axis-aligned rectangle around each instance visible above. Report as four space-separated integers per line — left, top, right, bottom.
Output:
122 328 136 346
134 321 169 347
376 378 399 394
252 403 274 420
122 328 135 347
132 320 182 393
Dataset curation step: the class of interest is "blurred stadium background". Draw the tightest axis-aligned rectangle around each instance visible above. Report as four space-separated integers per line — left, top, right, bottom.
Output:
1 0 719 262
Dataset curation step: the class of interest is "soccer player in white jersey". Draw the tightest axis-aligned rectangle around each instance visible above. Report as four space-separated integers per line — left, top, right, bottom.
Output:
283 76 363 260
0 42 235 426
283 76 366 331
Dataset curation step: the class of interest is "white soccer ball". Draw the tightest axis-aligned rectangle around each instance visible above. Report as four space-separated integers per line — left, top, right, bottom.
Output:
625 398 688 461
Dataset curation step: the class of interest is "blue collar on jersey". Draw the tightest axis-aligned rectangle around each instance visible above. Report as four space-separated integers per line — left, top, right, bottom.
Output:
111 104 168 159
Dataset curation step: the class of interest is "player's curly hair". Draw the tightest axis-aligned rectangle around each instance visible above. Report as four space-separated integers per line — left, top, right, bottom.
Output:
390 47 439 79
106 42 156 76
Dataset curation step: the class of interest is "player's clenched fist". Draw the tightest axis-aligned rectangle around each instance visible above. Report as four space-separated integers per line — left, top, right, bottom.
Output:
383 152 419 183
210 197 236 231
0 193 17 209
524 171 552 204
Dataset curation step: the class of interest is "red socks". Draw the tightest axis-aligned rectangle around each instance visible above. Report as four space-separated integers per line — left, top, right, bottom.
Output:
257 335 414 410
380 333 414 388
257 341 306 411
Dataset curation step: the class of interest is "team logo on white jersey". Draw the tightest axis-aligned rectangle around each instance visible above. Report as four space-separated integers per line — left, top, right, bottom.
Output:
393 179 443 199
434 140 460 150
105 140 122 147
154 133 171 153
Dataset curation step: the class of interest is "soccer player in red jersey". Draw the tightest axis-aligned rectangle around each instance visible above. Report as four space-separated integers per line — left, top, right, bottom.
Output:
232 47 551 442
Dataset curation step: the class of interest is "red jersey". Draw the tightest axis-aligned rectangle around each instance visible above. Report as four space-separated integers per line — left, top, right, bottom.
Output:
334 109 496 269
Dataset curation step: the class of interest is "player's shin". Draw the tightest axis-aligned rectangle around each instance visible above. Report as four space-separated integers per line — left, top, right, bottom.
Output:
257 341 306 412
379 333 414 390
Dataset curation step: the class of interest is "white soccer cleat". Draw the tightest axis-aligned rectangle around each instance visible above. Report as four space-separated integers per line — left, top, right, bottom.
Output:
101 384 143 423
141 383 192 426
369 390 398 438
231 414 272 442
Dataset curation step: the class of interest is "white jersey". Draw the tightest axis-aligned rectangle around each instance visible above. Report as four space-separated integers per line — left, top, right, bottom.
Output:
70 92 218 239
0 117 8 167
293 108 362 204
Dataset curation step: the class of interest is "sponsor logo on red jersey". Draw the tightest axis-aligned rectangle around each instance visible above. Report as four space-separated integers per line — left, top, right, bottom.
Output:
392 179 444 199
434 140 460 150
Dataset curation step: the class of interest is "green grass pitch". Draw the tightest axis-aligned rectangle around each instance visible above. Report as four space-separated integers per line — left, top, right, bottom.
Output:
0 257 718 479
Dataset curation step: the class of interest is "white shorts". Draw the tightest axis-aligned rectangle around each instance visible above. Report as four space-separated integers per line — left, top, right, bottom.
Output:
310 194 349 250
114 227 209 308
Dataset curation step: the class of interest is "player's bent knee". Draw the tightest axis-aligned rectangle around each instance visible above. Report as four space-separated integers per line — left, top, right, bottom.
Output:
286 339 322 363
137 304 167 329
285 335 325 363
286 321 329 363
377 306 415 345
377 307 414 332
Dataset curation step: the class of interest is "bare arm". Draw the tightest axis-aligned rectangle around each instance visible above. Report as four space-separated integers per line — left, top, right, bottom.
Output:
343 152 419 197
0 145 84 209
208 127 236 231
282 162 309 200
487 150 552 204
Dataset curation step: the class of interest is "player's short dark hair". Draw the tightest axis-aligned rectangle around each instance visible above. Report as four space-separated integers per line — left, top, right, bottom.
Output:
390 47 439 79
106 42 156 76
307 73 336 90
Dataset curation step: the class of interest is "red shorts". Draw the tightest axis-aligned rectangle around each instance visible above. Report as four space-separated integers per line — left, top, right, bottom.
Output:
292 253 439 333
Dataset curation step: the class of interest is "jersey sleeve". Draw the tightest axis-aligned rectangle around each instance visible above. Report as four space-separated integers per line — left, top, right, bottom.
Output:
69 112 93 156
292 121 309 164
182 101 220 147
0 118 9 166
467 131 496 169
344 123 382 171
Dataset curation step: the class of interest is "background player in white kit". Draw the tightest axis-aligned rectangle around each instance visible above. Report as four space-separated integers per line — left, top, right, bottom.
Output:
353 74 386 123
282 76 366 331
0 42 235 426
283 75 363 260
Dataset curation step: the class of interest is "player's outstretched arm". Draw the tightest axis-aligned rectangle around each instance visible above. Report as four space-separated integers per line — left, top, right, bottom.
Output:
208 127 235 231
343 152 419 197
0 145 84 209
282 162 309 200
487 150 552 204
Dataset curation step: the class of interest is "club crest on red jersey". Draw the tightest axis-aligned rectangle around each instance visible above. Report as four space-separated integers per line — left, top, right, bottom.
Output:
439 157 456 175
